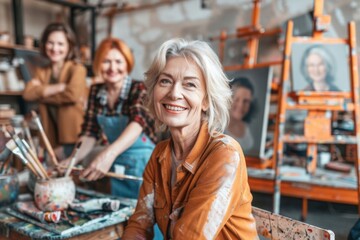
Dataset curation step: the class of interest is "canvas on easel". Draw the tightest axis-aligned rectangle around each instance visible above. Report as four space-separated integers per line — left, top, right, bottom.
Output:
209 0 282 169
272 0 360 220
226 67 273 159
291 43 350 92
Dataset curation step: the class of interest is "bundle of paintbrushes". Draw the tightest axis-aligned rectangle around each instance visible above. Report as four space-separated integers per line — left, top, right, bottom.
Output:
3 112 84 181
5 125 49 180
4 112 143 182
0 130 12 175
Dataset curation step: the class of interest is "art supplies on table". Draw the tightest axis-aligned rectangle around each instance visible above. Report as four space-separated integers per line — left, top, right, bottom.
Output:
15 201 61 223
2 187 134 238
69 198 121 213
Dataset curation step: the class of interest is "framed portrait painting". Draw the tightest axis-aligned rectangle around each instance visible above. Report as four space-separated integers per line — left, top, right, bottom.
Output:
291 43 350 92
226 67 273 158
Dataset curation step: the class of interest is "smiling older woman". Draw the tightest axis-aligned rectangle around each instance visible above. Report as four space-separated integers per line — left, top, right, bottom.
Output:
122 38 258 240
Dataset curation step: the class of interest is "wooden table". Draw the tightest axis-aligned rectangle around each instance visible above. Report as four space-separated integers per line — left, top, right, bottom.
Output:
0 188 135 240
0 221 125 240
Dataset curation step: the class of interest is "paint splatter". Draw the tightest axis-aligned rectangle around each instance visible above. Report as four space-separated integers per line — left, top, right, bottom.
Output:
203 152 239 239
136 190 155 225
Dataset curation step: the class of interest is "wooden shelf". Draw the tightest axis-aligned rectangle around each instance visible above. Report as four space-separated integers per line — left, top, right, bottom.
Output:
36 0 96 9
0 91 23 96
286 103 355 111
282 134 357 144
249 177 357 205
0 43 38 53
246 157 273 169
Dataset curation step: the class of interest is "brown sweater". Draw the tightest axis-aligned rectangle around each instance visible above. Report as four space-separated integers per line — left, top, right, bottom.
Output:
22 61 87 146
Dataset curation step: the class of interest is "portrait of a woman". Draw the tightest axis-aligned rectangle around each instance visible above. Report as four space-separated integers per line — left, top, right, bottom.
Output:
300 45 340 92
225 77 256 152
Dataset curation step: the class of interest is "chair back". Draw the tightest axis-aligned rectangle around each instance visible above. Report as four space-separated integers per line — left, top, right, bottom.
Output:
252 207 335 240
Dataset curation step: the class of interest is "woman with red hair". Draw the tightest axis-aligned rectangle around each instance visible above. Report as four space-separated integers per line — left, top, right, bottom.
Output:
58 38 157 199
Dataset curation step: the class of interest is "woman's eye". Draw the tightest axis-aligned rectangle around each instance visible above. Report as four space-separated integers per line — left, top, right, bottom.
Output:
116 60 122 64
159 79 171 85
185 82 196 88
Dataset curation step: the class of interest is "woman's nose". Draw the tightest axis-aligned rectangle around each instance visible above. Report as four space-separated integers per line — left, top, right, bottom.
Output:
53 44 60 52
168 83 183 100
110 62 117 71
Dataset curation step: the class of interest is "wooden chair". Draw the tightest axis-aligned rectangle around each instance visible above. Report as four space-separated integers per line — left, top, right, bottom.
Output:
252 207 335 240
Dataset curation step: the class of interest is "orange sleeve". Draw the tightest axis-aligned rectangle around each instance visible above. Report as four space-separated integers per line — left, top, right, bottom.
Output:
172 141 257 239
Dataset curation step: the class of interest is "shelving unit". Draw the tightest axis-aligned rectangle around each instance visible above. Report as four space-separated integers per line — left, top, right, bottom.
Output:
11 0 97 59
0 42 43 114
0 91 23 96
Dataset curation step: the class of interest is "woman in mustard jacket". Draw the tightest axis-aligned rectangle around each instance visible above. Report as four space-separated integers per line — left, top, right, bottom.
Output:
123 39 257 239
23 22 87 159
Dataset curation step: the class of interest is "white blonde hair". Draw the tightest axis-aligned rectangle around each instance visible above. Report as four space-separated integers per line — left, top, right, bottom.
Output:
145 38 232 136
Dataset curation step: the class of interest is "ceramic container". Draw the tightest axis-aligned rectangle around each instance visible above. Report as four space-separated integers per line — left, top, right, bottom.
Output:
0 168 19 207
28 169 58 192
34 176 75 211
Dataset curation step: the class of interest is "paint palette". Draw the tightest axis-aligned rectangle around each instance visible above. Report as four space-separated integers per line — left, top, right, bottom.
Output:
0 168 19 207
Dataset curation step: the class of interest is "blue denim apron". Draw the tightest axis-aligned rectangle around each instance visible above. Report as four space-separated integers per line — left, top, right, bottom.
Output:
96 85 162 240
97 110 154 199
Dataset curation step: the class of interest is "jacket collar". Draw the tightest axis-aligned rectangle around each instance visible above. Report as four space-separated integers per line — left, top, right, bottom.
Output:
96 76 132 107
157 122 211 174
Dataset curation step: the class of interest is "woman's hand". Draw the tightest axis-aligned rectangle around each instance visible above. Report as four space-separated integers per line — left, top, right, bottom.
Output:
80 147 116 181
57 158 71 175
31 79 42 86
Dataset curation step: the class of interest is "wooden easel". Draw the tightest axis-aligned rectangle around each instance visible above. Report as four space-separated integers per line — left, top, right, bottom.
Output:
273 0 360 219
210 0 282 169
212 0 282 70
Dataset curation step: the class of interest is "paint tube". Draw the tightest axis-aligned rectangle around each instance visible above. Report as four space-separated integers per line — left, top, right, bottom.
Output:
69 198 120 212
15 201 61 223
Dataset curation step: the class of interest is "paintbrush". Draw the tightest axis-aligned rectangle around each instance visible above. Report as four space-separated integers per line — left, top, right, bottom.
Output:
6 126 47 179
58 165 143 181
65 141 82 177
0 155 12 174
5 139 40 178
31 111 58 166
22 139 49 179
21 120 37 155
0 147 11 162
105 171 143 181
